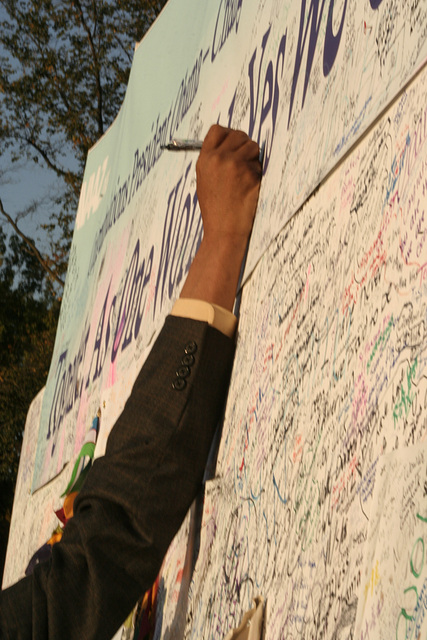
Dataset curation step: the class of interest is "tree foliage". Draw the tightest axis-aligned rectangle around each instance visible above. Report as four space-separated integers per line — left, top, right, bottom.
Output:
0 225 60 582
0 0 167 282
0 228 59 482
0 0 167 580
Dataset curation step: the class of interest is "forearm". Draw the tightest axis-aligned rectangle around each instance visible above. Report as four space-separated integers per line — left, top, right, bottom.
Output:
180 124 260 311
0 316 236 640
179 235 248 311
0 124 261 640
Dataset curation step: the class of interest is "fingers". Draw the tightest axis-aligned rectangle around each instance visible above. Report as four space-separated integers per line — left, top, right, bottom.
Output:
201 125 262 188
202 124 230 149
203 124 260 160
195 125 262 245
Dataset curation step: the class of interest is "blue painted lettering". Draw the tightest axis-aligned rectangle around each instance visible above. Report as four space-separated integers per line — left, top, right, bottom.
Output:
289 0 327 126
47 324 90 444
134 246 154 339
111 240 153 361
323 0 347 76
86 284 111 387
154 162 202 316
248 26 287 172
212 0 243 62
47 349 67 442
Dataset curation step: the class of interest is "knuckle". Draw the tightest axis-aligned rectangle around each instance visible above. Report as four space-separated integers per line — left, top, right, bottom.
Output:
206 123 226 144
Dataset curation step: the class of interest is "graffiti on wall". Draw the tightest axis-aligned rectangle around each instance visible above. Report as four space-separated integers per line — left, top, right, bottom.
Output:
155 61 427 640
5 1 427 638
31 0 427 489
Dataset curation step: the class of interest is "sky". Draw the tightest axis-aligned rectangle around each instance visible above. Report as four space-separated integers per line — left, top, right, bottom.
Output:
1 149 62 254
0 1 62 255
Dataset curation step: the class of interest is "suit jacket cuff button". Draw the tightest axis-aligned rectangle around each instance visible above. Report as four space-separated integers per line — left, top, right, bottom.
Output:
184 341 197 355
172 378 186 390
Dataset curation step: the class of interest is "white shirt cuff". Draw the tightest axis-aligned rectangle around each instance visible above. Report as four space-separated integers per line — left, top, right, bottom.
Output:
171 299 237 338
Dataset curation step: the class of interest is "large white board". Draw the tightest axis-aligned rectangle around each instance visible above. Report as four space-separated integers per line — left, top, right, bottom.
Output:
30 0 427 489
4 0 427 639
154 62 427 639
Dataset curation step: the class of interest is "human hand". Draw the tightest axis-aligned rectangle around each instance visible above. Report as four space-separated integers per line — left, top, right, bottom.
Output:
196 124 262 252
180 125 261 311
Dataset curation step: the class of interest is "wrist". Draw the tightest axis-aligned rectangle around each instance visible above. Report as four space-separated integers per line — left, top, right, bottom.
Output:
201 232 249 264
179 234 249 311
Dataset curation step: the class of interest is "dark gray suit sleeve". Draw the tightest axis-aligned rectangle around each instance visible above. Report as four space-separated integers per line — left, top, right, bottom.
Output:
0 315 236 640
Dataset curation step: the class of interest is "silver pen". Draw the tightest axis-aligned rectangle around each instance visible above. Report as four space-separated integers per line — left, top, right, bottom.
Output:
162 138 266 165
161 139 203 151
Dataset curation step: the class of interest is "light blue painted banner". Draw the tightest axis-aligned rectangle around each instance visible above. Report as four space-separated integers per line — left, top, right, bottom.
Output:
32 0 427 489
